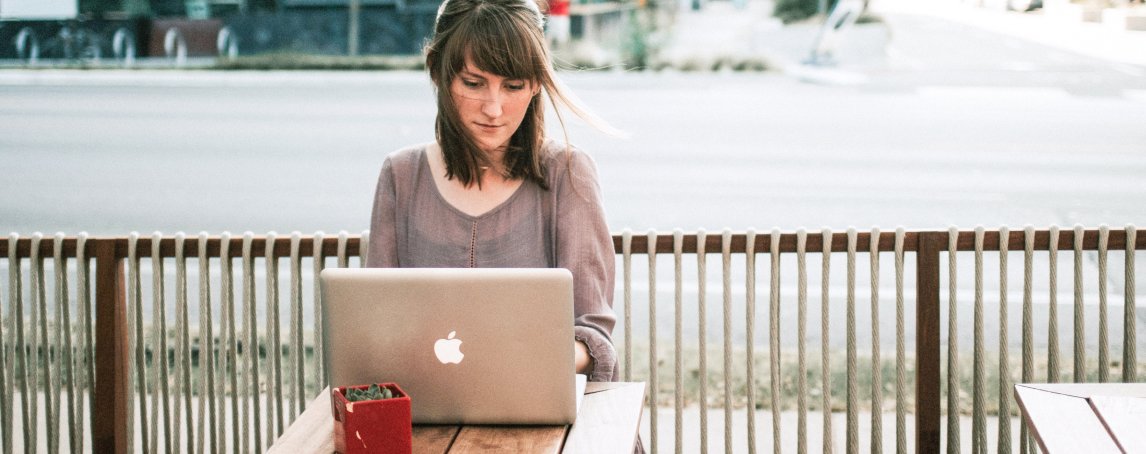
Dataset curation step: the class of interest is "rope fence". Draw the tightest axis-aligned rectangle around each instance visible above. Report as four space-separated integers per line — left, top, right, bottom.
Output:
0 227 1143 453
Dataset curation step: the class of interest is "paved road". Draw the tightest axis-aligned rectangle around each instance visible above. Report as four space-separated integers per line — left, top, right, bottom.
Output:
4 68 1143 234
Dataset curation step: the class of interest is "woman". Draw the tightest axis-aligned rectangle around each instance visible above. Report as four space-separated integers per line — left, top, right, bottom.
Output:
365 0 618 382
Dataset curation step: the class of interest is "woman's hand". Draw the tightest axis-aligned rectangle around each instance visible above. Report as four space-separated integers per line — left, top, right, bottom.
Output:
575 340 593 374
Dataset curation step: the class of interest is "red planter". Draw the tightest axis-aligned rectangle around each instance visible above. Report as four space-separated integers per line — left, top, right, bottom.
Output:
331 383 413 454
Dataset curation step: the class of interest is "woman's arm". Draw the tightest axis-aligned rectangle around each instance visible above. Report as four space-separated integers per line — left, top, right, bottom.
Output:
555 148 618 382
575 340 593 374
366 156 400 268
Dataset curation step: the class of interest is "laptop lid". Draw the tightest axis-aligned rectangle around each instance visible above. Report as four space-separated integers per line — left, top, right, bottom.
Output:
321 267 577 425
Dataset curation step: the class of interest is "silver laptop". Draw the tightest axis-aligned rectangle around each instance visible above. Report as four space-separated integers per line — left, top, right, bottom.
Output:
321 267 578 425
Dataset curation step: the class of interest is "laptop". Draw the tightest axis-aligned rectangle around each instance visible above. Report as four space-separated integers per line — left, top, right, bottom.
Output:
321 267 582 425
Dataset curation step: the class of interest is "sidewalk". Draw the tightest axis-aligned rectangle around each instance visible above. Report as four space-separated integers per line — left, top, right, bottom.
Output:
872 0 1146 67
657 0 1146 73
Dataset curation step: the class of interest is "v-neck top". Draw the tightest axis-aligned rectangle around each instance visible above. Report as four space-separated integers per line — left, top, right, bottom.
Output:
366 140 618 382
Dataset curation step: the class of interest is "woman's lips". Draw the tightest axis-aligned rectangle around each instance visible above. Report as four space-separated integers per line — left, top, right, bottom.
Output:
475 122 500 132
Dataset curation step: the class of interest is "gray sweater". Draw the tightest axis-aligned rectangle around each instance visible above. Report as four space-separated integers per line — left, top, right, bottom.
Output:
366 140 618 382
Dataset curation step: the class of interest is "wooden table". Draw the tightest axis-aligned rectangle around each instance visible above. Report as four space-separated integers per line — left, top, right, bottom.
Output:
1014 383 1146 454
269 382 646 454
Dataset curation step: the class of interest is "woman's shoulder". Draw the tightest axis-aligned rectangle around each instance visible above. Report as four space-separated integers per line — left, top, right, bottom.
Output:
541 139 596 173
381 142 431 174
540 139 602 195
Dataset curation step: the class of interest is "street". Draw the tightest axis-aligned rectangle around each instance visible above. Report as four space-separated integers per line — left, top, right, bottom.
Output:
2 68 1144 234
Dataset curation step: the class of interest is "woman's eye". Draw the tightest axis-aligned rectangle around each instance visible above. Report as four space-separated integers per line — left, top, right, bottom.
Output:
506 83 526 91
462 79 481 88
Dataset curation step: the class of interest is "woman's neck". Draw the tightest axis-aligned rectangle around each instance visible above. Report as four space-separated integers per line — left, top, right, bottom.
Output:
478 147 508 178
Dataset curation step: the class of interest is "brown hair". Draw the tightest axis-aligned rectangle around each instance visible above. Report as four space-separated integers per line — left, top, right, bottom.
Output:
425 0 610 189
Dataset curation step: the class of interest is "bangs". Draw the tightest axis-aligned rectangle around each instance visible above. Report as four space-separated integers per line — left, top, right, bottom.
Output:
442 5 545 82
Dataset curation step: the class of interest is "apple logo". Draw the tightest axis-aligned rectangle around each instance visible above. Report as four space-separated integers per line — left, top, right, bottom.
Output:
434 331 464 364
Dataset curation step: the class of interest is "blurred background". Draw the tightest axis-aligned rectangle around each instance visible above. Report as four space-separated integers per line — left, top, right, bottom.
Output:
1 0 1145 234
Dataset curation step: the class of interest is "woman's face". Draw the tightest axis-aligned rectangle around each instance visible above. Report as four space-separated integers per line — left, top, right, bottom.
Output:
450 58 536 155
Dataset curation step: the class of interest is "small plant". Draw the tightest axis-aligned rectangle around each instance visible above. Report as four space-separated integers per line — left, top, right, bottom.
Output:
345 383 394 402
333 382 412 454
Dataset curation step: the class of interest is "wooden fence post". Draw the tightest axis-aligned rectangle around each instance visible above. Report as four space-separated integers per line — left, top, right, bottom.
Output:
916 232 942 454
92 238 130 453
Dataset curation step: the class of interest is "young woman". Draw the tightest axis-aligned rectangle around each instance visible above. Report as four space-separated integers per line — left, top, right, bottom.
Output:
365 0 618 382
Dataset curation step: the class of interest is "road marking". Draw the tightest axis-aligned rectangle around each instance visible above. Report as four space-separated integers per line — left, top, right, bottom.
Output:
1125 90 1146 102
916 86 1071 100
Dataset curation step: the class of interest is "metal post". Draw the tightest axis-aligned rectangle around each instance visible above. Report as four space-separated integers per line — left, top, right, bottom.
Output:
915 232 942 454
348 0 361 56
92 239 130 454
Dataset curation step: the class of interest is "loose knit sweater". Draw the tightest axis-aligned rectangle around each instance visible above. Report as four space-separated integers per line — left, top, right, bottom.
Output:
365 140 618 382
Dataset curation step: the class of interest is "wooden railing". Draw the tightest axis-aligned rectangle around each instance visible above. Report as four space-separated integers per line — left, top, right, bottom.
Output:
0 227 1142 453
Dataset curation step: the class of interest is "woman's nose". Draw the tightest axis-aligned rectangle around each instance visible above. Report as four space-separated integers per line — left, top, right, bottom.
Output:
480 92 503 118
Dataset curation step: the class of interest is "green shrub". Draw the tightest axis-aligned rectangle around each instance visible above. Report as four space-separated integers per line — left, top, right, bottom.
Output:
773 0 837 24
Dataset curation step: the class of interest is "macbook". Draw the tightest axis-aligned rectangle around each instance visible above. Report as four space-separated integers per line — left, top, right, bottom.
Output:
321 267 580 424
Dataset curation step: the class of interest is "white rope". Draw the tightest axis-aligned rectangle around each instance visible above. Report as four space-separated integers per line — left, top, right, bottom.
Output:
745 229 758 454
997 227 1012 454
868 228 882 454
893 228 906 454
697 229 709 454
820 228 833 454
55 232 80 453
127 233 145 453
242 231 262 453
769 229 782 454
673 230 684 454
311 231 326 396
49 233 64 452
1097 226 1109 383
221 231 238 454
196 232 216 454
46 233 63 453
845 228 857 454
76 232 92 454
1048 226 1060 383
1125 225 1137 383
972 227 985 454
266 231 284 444
10 233 32 453
29 232 46 451
946 226 959 454
336 231 349 269
1073 225 1086 383
151 232 171 453
172 233 190 452
721 229 733 454
622 230 632 382
3 233 18 454
1021 226 1035 454
208 233 222 452
291 233 306 419
45 234 59 453
210 232 225 454
796 229 808 454
648 230 659 454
